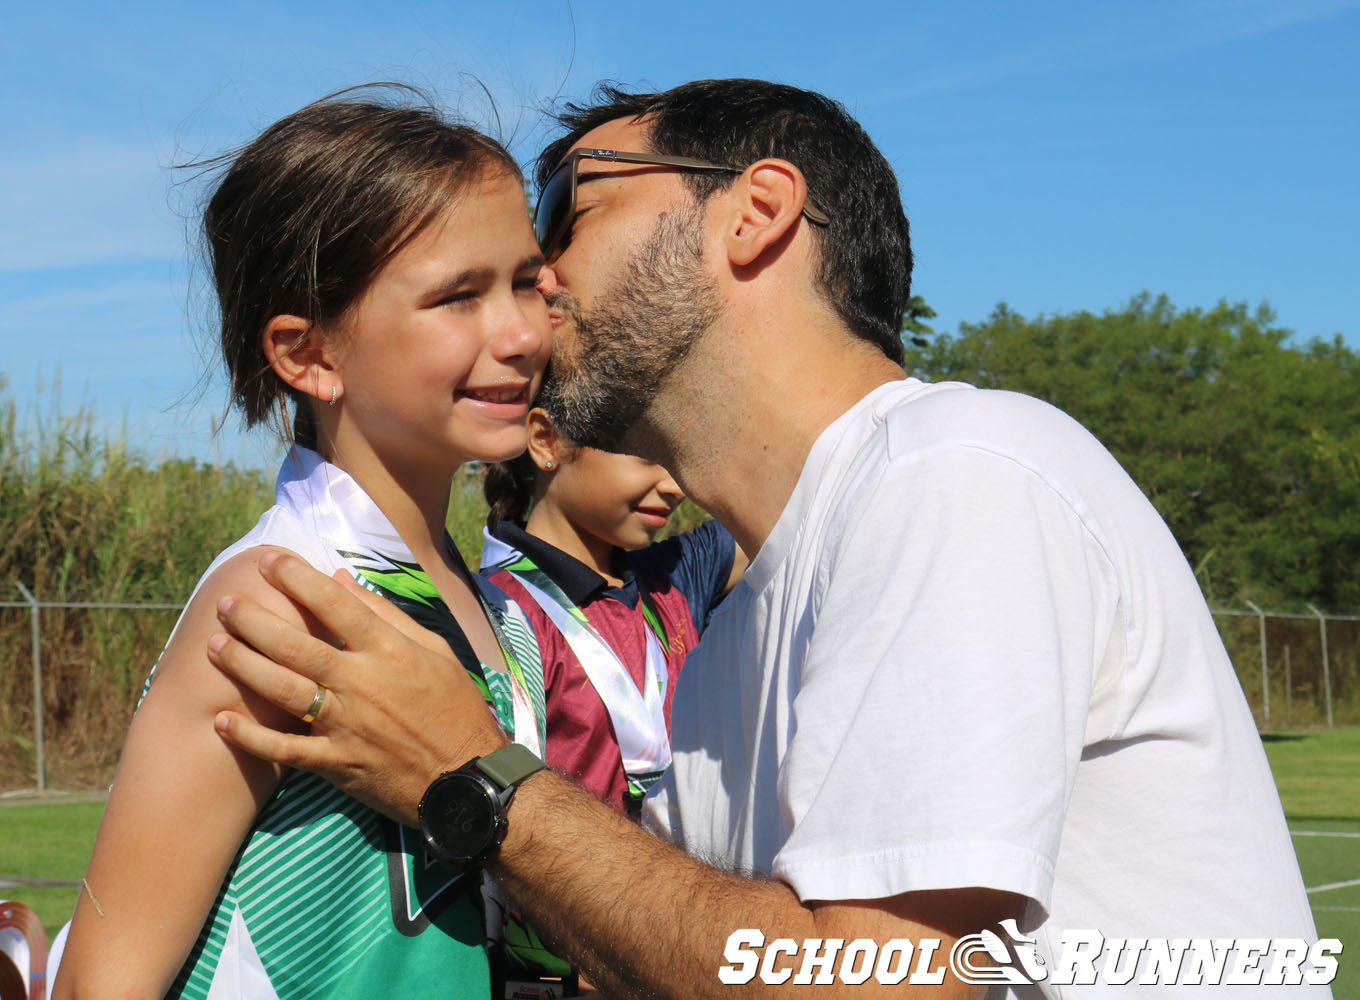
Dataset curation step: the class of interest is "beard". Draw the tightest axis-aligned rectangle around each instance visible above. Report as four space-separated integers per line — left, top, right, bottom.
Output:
539 202 720 453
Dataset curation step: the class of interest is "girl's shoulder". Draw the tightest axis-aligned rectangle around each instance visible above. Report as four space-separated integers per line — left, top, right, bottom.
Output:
628 519 738 630
196 503 349 592
141 504 350 699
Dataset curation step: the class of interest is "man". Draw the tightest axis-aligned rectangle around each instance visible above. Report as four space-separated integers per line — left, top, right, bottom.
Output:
208 80 1330 997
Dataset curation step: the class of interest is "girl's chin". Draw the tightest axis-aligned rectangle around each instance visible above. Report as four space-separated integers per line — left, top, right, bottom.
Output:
613 526 662 552
462 433 529 465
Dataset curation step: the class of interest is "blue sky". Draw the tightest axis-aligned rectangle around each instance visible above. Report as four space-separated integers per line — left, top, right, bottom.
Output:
3 0 1357 468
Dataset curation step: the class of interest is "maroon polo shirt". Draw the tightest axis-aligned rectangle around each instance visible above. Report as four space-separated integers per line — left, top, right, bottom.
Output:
484 519 734 815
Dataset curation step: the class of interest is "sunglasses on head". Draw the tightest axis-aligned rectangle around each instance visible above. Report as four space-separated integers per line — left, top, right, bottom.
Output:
534 148 831 259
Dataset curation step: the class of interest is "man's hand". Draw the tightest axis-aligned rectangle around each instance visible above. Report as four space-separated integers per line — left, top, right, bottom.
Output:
206 551 506 826
207 554 1011 999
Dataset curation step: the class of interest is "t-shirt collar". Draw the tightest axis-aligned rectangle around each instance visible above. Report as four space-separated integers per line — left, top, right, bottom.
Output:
487 520 639 607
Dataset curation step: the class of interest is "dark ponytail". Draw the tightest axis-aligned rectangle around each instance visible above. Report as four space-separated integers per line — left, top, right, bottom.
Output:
484 452 539 530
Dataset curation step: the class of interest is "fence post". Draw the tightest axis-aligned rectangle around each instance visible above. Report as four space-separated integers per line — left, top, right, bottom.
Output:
1283 645 1292 728
14 582 45 794
1306 604 1333 729
1244 599 1269 728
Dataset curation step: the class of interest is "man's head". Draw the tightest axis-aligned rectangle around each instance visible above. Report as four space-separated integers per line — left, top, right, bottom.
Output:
535 79 913 366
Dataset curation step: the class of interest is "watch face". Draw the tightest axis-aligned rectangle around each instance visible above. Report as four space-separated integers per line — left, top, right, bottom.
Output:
420 771 502 864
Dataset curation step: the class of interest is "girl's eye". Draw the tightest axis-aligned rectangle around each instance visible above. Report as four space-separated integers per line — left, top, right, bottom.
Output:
441 290 478 308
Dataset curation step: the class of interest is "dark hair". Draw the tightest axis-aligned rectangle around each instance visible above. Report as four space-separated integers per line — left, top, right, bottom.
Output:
484 451 538 530
200 85 521 440
535 79 911 365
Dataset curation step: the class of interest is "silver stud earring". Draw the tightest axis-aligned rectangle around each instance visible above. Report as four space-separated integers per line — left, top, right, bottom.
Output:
544 460 554 470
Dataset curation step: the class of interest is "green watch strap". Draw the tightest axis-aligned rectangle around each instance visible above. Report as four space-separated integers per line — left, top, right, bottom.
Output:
475 742 546 790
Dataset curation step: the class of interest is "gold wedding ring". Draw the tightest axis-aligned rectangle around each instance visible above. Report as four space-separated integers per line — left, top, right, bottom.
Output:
302 684 327 724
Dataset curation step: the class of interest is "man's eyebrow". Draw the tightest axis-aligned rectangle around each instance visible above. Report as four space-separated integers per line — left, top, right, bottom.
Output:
577 162 674 188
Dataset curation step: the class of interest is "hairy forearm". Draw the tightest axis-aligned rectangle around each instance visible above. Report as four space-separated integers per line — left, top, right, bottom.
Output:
488 772 994 999
490 770 803 999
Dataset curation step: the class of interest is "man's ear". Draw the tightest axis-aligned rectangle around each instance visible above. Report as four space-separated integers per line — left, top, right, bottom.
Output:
525 407 562 471
725 158 811 267
261 314 339 403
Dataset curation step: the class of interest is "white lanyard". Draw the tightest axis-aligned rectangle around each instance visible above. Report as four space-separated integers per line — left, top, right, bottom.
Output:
482 531 671 797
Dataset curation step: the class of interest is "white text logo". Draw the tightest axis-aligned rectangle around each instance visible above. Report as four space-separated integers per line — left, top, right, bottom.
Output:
717 924 1342 986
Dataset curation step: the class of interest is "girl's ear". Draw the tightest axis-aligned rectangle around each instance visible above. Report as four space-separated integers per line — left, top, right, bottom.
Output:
262 314 340 404
525 407 562 471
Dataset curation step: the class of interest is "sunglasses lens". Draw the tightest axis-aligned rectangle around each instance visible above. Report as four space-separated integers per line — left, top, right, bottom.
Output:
535 163 573 255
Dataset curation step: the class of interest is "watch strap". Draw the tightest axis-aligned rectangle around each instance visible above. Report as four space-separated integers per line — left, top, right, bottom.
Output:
475 742 546 790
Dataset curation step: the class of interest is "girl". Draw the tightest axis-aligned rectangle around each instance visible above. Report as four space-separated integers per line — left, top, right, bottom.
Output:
54 91 551 999
480 402 747 820
478 404 744 994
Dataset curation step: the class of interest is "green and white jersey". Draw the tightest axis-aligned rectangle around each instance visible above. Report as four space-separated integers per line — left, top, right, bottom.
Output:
144 446 547 999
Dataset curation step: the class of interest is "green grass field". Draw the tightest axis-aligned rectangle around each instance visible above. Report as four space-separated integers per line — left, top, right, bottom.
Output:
1263 729 1360 997
0 799 104 940
2 733 1357 993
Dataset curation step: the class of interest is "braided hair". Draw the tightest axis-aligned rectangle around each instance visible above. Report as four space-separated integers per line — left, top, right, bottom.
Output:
483 451 539 530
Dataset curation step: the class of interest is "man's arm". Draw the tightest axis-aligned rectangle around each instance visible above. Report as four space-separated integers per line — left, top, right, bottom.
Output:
209 552 1017 997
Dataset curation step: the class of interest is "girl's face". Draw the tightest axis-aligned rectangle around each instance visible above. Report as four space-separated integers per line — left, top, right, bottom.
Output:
550 447 686 552
331 168 551 472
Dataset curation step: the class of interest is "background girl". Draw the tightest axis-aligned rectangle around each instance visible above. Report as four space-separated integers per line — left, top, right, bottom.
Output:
478 402 744 993
481 402 746 819
54 90 551 999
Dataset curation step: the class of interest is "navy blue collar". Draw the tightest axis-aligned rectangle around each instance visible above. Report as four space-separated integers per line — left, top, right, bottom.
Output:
489 520 640 609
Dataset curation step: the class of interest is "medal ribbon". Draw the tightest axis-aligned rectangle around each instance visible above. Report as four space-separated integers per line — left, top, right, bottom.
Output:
276 446 545 754
481 530 671 798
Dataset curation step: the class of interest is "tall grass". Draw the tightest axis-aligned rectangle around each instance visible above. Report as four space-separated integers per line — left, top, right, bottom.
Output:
0 393 273 788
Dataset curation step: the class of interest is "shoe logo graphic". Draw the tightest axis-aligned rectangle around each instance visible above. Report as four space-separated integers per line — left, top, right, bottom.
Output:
950 918 1048 985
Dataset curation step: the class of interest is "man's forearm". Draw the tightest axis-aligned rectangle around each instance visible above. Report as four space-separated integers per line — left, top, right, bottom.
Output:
489 769 804 999
486 770 994 1000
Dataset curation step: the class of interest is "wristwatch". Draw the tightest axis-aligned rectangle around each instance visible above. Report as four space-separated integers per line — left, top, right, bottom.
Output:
418 743 547 871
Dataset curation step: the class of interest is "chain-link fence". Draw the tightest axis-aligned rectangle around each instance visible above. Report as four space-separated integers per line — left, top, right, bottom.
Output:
2 586 1358 794
0 589 184 794
1211 607 1360 731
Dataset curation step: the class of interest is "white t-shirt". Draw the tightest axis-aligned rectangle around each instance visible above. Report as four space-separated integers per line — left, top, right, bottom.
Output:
645 378 1325 995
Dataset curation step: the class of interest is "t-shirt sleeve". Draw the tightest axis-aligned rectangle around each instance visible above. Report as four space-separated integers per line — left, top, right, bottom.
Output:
633 518 736 633
771 441 1114 915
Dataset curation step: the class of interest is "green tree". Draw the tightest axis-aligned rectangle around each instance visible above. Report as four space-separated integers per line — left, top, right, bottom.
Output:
902 293 1360 609
899 295 937 348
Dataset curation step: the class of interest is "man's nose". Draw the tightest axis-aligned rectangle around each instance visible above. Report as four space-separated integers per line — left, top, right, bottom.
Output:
536 264 560 296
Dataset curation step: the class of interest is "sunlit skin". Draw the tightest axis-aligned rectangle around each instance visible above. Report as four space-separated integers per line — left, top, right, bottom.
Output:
533 115 896 558
319 168 551 552
288 166 553 671
534 119 718 417
520 407 685 586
